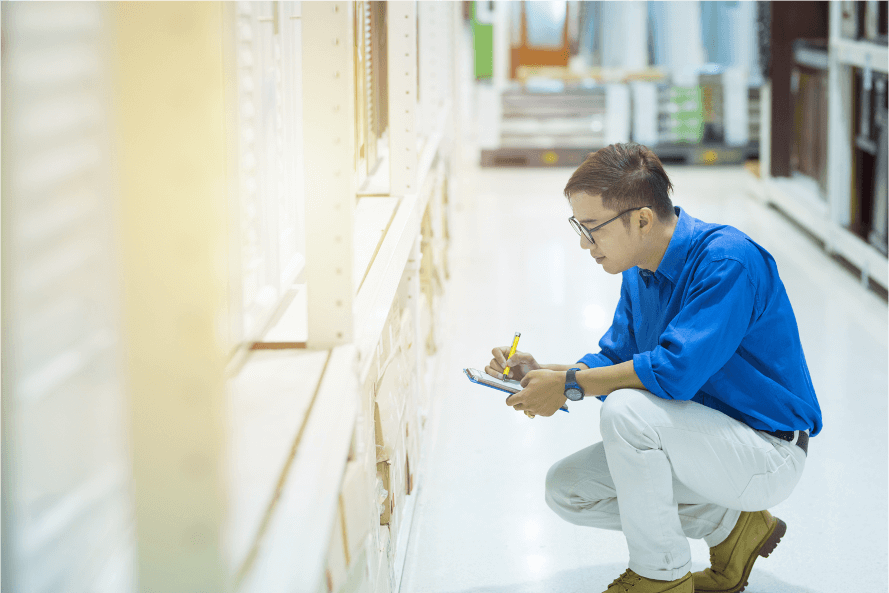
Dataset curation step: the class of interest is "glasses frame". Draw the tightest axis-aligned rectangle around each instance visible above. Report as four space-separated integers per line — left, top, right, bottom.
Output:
569 207 648 244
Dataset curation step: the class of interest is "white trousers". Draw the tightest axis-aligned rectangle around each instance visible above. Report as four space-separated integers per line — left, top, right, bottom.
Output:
545 389 807 581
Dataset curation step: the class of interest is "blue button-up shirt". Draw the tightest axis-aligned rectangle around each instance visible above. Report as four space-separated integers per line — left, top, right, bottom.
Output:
579 207 823 436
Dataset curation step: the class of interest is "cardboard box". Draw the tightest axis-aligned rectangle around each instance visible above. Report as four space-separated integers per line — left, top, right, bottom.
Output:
376 461 391 525
324 504 349 593
337 544 372 593
374 526 392 593
340 459 375 564
385 427 406 547
374 349 408 463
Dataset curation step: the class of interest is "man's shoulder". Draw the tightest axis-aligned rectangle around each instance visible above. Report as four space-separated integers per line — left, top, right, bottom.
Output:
689 219 772 269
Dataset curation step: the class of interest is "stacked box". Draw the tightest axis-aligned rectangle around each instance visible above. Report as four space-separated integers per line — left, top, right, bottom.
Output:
399 307 422 488
340 460 376 566
375 525 392 593
326 260 426 593
664 86 704 144
324 504 349 592
419 159 449 359
321 506 375 593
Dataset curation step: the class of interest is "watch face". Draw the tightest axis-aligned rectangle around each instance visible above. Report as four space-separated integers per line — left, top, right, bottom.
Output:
566 387 583 401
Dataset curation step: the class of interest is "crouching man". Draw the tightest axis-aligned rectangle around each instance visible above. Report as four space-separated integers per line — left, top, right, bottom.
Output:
486 143 822 593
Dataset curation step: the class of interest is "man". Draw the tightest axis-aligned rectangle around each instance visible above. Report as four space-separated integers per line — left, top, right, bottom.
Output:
485 143 822 593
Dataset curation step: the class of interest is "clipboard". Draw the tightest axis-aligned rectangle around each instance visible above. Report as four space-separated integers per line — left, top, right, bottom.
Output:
463 368 570 413
463 367 522 394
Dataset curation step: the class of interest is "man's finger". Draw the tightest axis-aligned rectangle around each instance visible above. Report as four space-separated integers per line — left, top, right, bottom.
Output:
494 346 512 367
505 351 530 366
505 391 524 407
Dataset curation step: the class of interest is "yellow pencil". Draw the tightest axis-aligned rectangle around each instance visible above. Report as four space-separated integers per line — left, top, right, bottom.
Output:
502 332 521 380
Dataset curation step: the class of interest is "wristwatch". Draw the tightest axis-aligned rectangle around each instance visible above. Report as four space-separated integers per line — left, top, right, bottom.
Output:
564 367 585 401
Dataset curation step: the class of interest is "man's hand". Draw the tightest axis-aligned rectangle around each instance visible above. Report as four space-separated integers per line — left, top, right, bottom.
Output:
485 347 541 381
505 369 568 417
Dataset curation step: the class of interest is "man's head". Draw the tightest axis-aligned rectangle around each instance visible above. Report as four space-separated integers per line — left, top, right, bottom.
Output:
563 143 677 274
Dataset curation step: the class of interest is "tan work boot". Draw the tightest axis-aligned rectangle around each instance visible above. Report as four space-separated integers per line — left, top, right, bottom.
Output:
604 569 693 593
693 510 786 593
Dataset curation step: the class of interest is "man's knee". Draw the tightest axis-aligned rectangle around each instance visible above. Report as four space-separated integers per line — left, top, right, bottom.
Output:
544 458 570 508
599 388 647 430
599 388 656 444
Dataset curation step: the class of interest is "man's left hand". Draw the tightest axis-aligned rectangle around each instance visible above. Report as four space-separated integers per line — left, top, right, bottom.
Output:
505 369 568 417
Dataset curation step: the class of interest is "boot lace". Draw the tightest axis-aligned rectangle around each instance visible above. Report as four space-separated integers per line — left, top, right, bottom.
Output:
607 569 643 591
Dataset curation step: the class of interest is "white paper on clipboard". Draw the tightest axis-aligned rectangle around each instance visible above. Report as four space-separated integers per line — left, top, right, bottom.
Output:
463 368 522 394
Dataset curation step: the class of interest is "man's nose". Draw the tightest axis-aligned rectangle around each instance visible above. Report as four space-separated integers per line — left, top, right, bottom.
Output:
580 235 594 249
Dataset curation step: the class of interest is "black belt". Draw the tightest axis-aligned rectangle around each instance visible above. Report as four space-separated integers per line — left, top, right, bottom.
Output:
764 429 809 455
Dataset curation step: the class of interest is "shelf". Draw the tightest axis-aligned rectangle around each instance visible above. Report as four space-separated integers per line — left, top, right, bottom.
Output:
760 175 887 290
352 189 428 381
230 346 358 593
354 197 401 292
259 284 308 346
358 151 391 197
831 38 889 73
225 348 329 574
481 142 757 168
358 102 451 199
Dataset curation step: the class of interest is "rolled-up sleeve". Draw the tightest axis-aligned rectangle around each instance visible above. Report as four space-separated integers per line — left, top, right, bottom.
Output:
633 257 757 400
578 276 637 369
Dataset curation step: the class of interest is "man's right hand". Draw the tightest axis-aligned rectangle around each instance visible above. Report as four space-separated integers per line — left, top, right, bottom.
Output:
485 346 541 382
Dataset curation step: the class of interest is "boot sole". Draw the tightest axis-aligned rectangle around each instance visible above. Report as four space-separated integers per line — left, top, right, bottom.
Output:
695 517 786 593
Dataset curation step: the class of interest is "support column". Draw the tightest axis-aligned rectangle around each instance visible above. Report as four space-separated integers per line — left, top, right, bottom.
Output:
302 2 357 348
111 3 228 591
388 1 419 196
828 0 853 227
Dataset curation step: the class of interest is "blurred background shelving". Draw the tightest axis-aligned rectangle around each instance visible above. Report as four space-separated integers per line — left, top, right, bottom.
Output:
474 0 762 167
756 0 887 291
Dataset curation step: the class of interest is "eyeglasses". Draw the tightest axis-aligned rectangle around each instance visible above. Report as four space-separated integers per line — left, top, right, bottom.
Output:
569 207 647 244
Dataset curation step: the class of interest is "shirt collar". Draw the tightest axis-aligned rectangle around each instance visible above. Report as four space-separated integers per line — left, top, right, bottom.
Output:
639 206 693 285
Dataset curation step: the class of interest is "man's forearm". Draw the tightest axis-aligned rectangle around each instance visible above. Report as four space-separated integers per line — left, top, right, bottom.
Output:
576 360 645 397
542 362 590 372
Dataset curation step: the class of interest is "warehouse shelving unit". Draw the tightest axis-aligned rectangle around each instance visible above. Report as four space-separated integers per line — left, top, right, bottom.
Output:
1 2 459 591
227 3 459 593
477 1 763 169
756 1 888 290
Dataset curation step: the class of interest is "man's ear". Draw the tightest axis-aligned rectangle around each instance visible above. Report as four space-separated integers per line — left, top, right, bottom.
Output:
638 208 653 233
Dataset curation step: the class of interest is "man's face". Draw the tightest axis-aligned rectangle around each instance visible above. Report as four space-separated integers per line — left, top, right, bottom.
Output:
568 191 641 275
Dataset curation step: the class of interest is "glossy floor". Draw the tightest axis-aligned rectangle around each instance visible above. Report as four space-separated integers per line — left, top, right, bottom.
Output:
399 161 889 593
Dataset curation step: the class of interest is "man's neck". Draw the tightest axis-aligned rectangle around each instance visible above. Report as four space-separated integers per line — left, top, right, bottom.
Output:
640 214 679 273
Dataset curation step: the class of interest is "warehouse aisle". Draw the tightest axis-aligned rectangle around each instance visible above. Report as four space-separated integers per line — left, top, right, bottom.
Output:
399 159 889 593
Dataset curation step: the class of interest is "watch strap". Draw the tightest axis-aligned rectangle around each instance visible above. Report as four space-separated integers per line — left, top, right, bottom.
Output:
565 367 584 400
566 367 580 386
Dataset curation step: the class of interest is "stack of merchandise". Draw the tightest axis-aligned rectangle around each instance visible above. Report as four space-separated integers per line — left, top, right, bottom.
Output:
659 85 705 144
791 40 829 195
500 83 608 148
